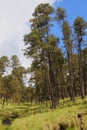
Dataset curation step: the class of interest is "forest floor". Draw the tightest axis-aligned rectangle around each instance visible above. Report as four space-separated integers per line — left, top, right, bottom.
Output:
0 97 87 130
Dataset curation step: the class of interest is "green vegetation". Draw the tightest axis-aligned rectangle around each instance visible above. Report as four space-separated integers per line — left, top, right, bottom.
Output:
0 97 87 130
24 3 87 108
0 2 87 130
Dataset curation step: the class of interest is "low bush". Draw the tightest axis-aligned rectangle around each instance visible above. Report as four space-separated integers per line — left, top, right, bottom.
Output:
10 111 19 119
59 122 68 130
2 117 12 126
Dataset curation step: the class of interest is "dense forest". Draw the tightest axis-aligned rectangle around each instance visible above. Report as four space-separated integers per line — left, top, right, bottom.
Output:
0 3 87 109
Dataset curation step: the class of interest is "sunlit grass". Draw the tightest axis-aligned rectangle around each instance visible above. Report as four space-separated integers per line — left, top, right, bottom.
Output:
0 97 87 130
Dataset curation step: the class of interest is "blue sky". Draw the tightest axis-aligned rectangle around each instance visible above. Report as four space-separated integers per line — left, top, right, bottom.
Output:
53 0 87 48
56 0 87 24
0 0 87 67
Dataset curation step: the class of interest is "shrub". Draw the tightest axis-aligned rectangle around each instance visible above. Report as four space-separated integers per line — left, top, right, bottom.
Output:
2 116 12 126
10 111 19 120
59 122 68 130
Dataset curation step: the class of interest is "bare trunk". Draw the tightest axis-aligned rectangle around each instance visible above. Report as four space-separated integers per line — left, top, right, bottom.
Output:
78 42 85 99
67 42 75 102
48 53 57 109
60 66 65 100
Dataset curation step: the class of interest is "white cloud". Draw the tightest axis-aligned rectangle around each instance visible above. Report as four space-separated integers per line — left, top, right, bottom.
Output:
0 0 61 68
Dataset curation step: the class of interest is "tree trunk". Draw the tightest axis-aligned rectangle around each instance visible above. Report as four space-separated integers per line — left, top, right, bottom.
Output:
48 53 57 109
60 66 65 101
67 43 75 102
78 42 85 99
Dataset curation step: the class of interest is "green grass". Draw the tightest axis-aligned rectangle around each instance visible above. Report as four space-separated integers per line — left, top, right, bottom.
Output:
0 97 87 130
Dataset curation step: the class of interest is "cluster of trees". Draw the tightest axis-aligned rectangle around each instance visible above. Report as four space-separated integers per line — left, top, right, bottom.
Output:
0 3 87 109
24 3 87 109
0 55 31 106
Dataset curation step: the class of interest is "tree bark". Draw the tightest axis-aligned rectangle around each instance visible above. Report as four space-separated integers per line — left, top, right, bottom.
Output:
48 53 57 109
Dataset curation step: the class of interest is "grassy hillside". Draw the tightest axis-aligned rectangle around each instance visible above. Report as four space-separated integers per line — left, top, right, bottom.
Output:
0 97 87 130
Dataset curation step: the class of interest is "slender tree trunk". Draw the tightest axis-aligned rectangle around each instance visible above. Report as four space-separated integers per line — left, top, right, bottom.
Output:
48 53 57 109
60 66 65 101
83 52 87 95
2 97 5 107
67 43 75 102
78 43 85 99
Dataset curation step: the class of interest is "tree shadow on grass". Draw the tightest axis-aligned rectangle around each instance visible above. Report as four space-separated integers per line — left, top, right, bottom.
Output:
21 106 48 117
78 100 87 110
58 100 81 109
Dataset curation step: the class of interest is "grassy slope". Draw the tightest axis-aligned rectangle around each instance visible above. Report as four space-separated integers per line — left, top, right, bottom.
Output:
0 97 87 130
